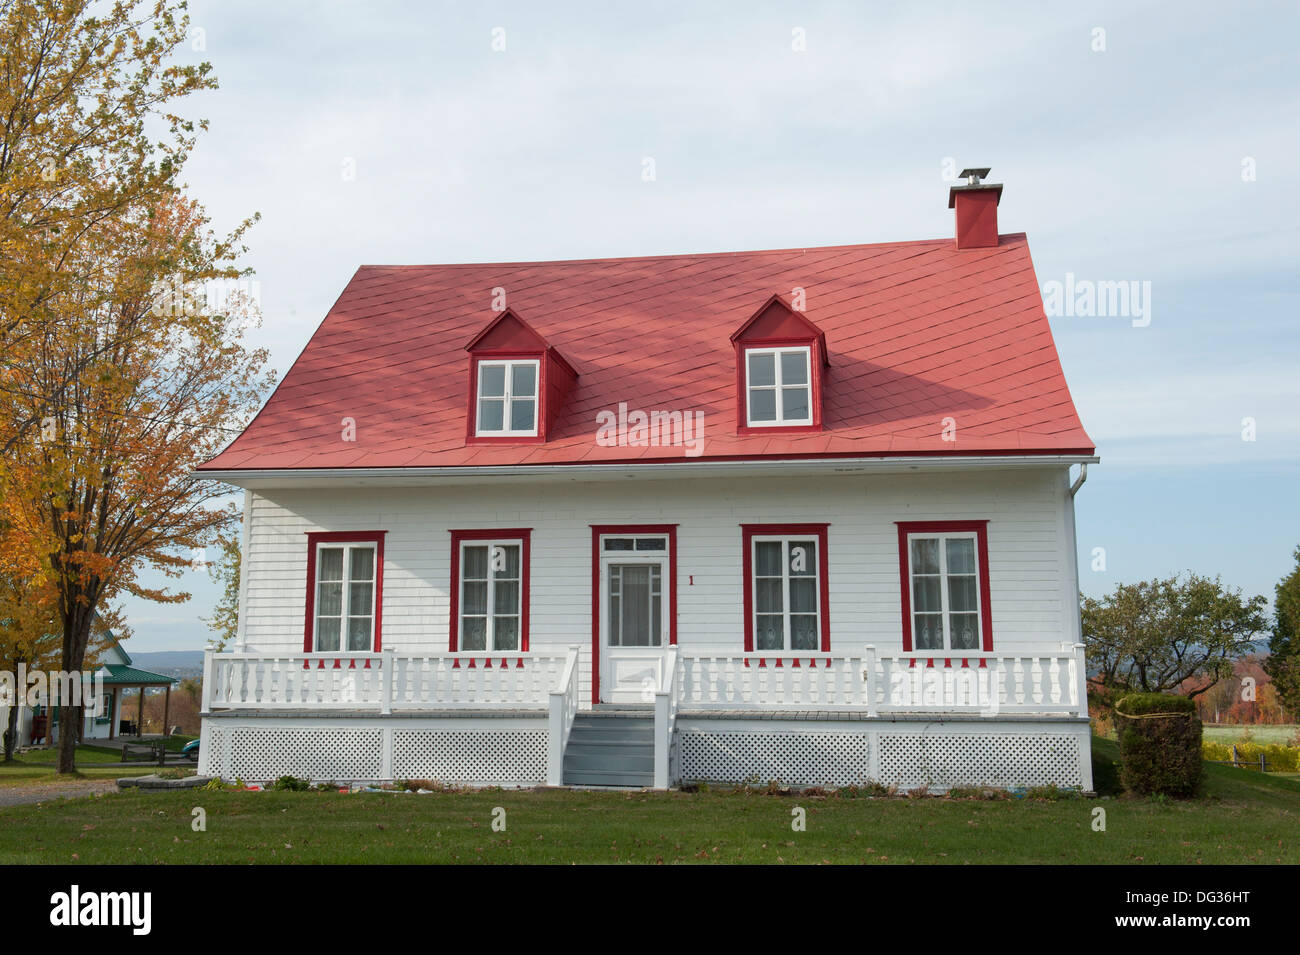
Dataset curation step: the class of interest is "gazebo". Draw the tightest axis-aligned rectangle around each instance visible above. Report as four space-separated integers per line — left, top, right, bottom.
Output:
90 663 177 739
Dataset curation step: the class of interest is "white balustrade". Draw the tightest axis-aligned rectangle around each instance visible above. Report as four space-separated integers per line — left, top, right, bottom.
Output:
547 646 581 786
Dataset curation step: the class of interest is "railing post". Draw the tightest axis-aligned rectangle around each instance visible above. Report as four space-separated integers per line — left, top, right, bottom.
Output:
380 648 394 714
1070 642 1088 718
547 689 564 786
201 649 214 712
864 645 878 717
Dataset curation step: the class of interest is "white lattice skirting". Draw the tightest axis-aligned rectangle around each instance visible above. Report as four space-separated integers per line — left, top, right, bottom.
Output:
676 718 1092 791
199 716 549 786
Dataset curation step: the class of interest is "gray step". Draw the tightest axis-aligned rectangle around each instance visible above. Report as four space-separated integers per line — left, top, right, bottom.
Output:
563 751 654 774
564 769 654 787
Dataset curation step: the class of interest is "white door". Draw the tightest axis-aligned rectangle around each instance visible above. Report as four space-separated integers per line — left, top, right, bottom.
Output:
598 535 669 704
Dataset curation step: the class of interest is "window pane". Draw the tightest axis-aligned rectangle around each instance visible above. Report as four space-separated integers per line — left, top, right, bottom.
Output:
780 351 808 385
946 537 976 575
349 547 374 582
318 547 344 582
951 613 979 650
462 581 487 616
948 575 977 613
789 540 816 576
634 538 665 551
347 617 371 651
910 538 940 575
316 581 342 617
608 590 621 647
790 614 818 650
913 614 943 650
619 566 651 647
782 386 809 421
348 581 373 616
748 352 775 387
749 388 777 422
478 398 504 432
790 577 816 613
479 364 505 397
756 579 783 614
462 546 488 580
315 617 341 652
604 538 634 551
755 541 783 576
912 576 941 613
492 544 520 579
511 363 536 397
509 398 535 432
461 617 487 651
493 616 519 651
493 580 519 615
755 614 784 651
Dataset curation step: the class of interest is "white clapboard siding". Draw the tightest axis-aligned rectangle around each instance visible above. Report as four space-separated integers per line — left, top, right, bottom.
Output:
238 467 1079 705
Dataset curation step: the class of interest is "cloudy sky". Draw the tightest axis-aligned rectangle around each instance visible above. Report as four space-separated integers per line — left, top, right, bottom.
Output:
120 0 1299 650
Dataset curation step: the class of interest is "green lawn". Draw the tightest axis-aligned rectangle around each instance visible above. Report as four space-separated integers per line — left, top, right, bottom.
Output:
0 747 158 787
1202 724 1299 745
0 737 1296 864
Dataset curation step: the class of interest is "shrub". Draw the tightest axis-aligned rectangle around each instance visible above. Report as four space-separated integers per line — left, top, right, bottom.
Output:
1202 740 1300 772
1114 692 1202 797
270 774 312 792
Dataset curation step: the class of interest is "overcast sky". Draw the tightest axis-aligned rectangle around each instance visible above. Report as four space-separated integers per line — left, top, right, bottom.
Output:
118 0 1299 650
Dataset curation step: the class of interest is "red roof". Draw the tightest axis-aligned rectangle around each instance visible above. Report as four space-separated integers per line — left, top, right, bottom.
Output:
199 233 1093 472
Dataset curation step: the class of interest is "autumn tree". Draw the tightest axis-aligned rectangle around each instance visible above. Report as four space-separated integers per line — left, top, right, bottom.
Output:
1082 573 1267 700
1 1 272 773
201 505 240 650
1264 546 1300 715
0 0 219 455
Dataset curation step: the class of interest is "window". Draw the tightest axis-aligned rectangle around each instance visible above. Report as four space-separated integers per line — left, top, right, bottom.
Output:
476 359 539 436
450 529 531 651
744 347 811 427
897 521 992 653
304 532 386 652
741 523 831 652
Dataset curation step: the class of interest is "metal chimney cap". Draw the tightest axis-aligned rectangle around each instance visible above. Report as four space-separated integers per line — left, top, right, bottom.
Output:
948 166 1003 208
958 167 992 184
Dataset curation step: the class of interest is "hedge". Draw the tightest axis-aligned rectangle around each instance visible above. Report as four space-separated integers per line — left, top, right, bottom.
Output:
1202 740 1300 772
1114 692 1202 797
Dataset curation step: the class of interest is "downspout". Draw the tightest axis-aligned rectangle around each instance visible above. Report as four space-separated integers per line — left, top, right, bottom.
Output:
1069 462 1088 497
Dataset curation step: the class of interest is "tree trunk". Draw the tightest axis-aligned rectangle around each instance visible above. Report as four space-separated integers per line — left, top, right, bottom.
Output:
3 696 17 762
54 606 96 774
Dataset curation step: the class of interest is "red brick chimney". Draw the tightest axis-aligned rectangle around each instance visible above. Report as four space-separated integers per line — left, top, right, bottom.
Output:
948 167 1003 250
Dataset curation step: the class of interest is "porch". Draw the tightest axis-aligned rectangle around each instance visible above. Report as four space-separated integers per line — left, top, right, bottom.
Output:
199 644 1092 791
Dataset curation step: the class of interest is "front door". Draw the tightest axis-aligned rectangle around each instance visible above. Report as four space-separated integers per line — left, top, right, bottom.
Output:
598 534 669 703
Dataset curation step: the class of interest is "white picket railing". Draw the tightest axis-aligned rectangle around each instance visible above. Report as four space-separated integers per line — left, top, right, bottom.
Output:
653 645 681 789
547 646 581 786
676 643 1087 717
204 649 570 712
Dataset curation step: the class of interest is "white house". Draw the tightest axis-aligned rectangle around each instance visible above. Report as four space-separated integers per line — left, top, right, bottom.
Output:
195 168 1098 791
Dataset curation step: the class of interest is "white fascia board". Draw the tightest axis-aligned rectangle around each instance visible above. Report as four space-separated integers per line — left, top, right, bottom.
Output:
191 454 1100 490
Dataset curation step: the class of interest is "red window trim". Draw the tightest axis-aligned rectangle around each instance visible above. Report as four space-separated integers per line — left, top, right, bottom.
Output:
448 528 533 651
734 338 825 436
895 520 993 653
465 353 547 445
740 523 831 653
303 531 387 653
589 524 679 706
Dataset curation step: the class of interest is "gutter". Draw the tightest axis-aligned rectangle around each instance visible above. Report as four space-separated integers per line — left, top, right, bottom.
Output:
1069 462 1089 497
190 453 1101 489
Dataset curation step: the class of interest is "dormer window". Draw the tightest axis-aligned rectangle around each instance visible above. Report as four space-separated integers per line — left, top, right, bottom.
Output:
745 346 812 427
476 359 539 436
464 308 578 444
731 293 829 435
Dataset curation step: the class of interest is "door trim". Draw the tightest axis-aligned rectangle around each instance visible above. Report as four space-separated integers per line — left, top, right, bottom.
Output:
589 524 678 705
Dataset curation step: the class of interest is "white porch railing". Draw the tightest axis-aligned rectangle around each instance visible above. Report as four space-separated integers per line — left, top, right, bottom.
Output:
204 649 570 713
676 643 1087 717
653 646 680 789
547 646 581 786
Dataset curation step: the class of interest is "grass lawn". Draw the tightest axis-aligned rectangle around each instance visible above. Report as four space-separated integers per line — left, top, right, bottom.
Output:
0 747 158 788
0 737 1296 864
1202 724 1299 745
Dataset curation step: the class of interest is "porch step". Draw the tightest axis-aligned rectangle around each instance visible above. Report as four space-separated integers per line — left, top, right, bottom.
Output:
562 712 656 788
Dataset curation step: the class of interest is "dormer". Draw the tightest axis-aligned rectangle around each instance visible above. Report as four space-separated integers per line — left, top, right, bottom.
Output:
465 308 577 443
731 293 829 434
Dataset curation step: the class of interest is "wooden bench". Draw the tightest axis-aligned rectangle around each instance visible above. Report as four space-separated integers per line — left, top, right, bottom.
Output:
122 742 164 763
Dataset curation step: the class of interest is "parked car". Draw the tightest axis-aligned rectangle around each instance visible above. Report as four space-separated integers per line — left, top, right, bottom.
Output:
182 738 200 762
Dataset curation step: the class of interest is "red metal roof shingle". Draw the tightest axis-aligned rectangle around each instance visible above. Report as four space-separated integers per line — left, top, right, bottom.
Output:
199 233 1093 471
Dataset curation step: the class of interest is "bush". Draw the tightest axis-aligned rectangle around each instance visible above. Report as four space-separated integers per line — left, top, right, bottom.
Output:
270 774 312 791
1202 740 1300 772
1114 693 1202 797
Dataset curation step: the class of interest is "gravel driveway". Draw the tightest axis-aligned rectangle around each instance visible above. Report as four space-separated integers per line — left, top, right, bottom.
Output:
0 780 118 809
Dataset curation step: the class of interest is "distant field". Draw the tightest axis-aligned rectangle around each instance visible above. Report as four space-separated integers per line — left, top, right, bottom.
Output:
1202 724 1299 745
